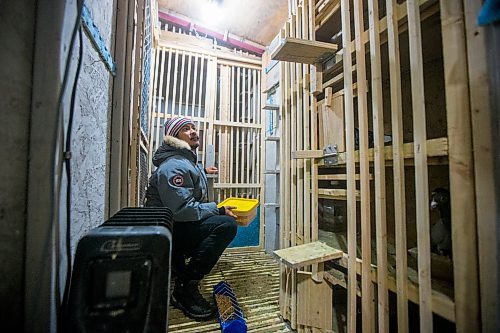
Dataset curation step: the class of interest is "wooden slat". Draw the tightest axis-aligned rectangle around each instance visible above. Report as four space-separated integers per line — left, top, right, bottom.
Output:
317 188 361 200
190 54 198 117
440 2 480 332
271 37 338 64
296 6 304 246
463 0 498 330
278 30 287 320
290 15 298 330
407 0 433 331
292 137 448 160
303 28 312 249
274 241 343 269
128 0 146 205
353 0 373 330
340 0 358 331
184 52 192 115
236 67 241 186
317 174 373 180
178 51 186 115
387 0 408 331
171 50 179 117
218 66 229 183
368 0 388 331
197 55 205 119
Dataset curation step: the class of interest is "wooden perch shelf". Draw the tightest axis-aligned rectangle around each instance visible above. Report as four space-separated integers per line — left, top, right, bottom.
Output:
292 137 448 165
271 37 338 64
273 241 343 269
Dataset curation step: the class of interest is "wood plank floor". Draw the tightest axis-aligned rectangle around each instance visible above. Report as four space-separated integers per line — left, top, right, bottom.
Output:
168 248 293 332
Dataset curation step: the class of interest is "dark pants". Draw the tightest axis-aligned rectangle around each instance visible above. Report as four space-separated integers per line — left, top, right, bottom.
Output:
172 215 237 281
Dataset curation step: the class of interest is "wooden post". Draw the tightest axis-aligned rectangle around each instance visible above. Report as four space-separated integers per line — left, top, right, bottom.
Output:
368 0 388 331
463 1 497 329
184 52 192 115
407 0 433 331
440 1 480 332
340 0 358 331
353 0 373 331
387 0 408 331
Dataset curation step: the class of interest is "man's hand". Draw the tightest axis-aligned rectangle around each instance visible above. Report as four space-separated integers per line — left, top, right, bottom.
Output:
205 166 218 174
224 206 238 219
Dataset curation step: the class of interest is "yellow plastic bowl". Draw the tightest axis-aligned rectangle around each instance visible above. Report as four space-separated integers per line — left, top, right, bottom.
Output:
217 197 259 226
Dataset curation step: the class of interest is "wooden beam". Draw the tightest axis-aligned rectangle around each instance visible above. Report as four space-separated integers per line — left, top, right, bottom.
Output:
340 0 358 331
292 137 448 161
317 188 361 201
353 1 373 330
387 0 408 331
317 174 373 180
463 1 498 331
368 0 389 329
407 0 433 330
440 2 480 332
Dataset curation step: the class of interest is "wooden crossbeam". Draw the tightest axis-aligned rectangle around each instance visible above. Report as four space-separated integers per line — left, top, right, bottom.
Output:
292 137 448 161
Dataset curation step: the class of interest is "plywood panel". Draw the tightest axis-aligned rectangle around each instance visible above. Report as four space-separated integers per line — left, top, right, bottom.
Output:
321 88 345 151
297 272 333 329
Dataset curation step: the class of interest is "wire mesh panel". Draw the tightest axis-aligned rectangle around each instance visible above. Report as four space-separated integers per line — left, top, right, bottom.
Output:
140 0 152 136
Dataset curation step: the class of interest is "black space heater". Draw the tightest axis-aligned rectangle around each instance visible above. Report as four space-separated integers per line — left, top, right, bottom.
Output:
65 207 173 333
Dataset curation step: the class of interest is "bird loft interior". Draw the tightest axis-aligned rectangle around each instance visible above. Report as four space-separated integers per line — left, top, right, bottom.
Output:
125 0 496 332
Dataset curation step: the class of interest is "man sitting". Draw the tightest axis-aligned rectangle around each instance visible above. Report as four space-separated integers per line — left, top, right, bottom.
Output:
145 116 237 320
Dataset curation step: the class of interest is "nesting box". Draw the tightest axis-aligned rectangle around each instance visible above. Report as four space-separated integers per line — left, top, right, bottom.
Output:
217 198 259 226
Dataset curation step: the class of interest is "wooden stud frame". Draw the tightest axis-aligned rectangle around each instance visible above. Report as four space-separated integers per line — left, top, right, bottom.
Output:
273 0 490 332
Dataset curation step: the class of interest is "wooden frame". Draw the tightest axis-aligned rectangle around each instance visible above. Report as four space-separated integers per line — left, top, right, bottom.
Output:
270 0 491 332
147 32 264 243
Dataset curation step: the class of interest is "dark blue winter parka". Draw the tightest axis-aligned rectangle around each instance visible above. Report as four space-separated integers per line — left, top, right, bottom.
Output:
145 135 220 222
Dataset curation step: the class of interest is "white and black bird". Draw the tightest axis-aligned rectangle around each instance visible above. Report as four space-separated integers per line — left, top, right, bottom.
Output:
430 188 452 257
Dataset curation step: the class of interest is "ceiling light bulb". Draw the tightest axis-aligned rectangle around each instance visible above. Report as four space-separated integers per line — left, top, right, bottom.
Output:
200 1 223 27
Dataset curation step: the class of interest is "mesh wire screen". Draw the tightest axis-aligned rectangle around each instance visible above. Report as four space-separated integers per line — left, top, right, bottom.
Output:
140 0 152 136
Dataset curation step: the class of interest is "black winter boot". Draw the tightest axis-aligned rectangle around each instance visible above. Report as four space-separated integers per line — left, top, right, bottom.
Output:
171 280 215 320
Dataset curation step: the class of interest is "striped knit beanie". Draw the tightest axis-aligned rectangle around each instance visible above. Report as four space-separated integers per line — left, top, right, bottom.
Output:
164 116 195 137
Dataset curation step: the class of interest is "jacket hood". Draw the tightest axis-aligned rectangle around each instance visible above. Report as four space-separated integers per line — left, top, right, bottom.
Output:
152 135 196 167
